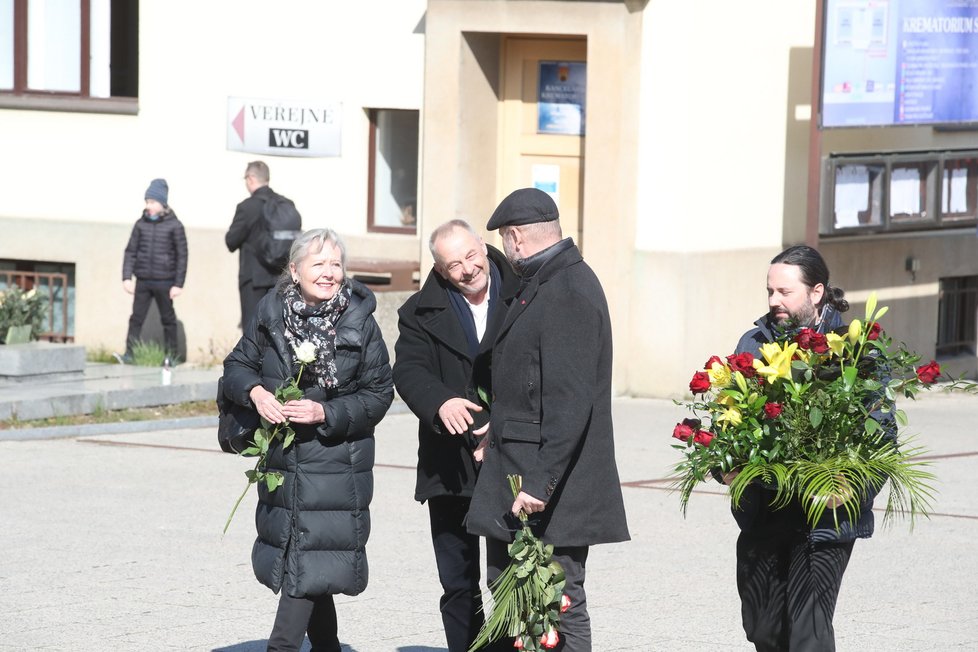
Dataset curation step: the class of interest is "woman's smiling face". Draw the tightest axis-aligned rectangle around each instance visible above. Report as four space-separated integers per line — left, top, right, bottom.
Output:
291 241 345 305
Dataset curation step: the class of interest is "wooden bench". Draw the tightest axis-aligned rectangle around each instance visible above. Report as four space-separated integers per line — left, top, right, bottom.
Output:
346 258 419 292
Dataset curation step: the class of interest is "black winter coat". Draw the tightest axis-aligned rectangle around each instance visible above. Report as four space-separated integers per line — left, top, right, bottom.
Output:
225 185 278 288
466 240 630 546
122 209 188 286
393 246 518 502
734 309 891 543
222 280 394 598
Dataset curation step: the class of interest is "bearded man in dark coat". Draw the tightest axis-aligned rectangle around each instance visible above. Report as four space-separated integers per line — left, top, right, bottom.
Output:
466 188 630 652
393 219 518 652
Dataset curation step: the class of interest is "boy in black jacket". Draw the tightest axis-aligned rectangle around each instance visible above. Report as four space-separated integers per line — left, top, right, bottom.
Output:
118 178 188 363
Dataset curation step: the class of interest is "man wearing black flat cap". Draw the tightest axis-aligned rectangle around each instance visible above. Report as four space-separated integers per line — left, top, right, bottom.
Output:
467 188 630 651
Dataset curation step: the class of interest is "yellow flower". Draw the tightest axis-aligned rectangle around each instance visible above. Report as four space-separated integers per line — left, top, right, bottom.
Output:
716 393 735 407
847 319 862 345
756 341 798 381
708 362 731 388
717 407 743 428
826 332 846 357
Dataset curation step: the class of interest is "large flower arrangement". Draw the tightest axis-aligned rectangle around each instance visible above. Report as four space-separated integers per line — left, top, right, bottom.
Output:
672 294 975 529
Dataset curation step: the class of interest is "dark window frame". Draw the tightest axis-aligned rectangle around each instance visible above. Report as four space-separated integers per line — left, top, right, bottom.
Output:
937 275 978 357
0 0 138 114
821 149 978 237
366 108 419 235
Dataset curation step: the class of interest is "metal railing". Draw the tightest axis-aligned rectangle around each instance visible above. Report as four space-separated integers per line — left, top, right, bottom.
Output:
0 271 72 342
936 277 978 356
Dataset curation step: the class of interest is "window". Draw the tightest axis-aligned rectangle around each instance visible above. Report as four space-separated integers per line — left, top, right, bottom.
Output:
367 109 419 234
937 275 978 357
822 150 978 235
0 0 138 110
0 259 75 341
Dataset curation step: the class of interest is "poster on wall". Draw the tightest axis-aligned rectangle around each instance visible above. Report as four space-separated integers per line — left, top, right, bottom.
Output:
532 164 561 206
537 61 586 135
821 0 978 127
227 97 342 157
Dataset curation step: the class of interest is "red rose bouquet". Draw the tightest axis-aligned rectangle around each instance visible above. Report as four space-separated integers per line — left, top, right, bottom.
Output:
672 293 976 529
469 475 568 651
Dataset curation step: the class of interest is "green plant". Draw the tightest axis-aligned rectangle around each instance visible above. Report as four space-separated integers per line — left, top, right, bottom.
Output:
131 340 170 366
0 287 46 343
86 344 118 363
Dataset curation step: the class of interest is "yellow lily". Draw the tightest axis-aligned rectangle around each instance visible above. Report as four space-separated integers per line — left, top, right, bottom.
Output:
717 407 743 428
708 362 732 388
755 341 798 381
826 332 846 357
847 319 862 345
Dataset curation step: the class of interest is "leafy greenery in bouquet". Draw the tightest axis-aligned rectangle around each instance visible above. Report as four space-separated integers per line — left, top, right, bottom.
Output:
672 293 975 530
0 287 47 343
223 341 316 535
469 475 570 651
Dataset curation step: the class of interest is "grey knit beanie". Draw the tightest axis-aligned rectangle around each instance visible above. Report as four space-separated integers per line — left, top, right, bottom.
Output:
145 178 169 205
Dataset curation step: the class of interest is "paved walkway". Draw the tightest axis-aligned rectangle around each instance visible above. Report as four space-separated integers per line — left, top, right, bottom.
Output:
1 391 976 651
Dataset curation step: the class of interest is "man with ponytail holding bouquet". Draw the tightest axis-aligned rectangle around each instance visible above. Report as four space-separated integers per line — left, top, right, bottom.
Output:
727 244 902 652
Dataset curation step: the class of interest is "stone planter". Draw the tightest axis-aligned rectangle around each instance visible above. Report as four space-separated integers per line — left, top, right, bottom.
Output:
0 341 86 382
3 325 32 345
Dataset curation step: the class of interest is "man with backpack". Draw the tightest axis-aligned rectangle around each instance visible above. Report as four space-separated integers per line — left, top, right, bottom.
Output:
225 160 302 329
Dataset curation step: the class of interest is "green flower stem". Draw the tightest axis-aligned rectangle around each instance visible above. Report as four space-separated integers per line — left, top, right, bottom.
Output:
223 456 262 536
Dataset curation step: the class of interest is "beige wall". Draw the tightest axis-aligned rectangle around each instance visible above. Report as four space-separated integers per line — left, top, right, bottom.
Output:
0 1 427 363
422 0 644 393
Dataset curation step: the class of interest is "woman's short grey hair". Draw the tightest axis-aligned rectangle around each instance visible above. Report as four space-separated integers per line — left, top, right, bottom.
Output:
277 228 347 290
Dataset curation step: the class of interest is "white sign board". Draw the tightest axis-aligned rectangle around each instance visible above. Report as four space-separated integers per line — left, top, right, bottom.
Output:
227 97 342 157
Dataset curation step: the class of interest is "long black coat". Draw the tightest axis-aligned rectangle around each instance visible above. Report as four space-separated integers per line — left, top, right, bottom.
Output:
225 185 278 288
392 246 518 502
122 209 188 286
466 240 630 546
222 280 394 598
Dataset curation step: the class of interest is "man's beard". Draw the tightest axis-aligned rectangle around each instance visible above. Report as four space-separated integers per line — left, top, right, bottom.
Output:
771 301 818 328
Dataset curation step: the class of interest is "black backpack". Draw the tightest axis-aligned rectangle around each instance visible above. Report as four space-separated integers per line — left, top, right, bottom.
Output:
254 192 302 272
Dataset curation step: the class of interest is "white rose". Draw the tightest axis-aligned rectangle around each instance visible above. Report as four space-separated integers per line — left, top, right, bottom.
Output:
293 341 317 364
24 289 36 300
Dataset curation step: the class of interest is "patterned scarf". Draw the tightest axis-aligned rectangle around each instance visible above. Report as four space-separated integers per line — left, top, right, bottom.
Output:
281 279 353 388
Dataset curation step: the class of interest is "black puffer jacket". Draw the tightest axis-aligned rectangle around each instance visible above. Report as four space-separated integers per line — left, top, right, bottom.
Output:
122 209 188 286
222 280 394 598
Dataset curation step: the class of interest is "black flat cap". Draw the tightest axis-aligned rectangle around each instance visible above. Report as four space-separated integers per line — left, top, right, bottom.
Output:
486 188 559 231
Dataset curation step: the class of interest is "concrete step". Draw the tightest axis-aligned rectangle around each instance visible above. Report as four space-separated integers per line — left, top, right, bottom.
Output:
0 362 221 421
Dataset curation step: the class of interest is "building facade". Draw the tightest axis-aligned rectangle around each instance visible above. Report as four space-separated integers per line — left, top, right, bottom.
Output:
2 0 976 395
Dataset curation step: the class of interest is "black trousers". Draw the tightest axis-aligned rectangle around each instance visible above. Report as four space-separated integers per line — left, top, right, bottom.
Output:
266 591 340 652
486 538 590 652
125 280 177 357
239 280 272 330
737 530 855 652
427 496 484 652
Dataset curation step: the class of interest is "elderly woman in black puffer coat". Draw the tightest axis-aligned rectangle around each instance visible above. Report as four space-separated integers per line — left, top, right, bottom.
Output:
223 228 394 652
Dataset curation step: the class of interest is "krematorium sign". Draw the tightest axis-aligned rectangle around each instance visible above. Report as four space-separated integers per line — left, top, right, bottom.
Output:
227 97 342 157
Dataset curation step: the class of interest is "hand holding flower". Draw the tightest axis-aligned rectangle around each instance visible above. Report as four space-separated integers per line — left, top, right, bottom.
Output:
280 399 326 424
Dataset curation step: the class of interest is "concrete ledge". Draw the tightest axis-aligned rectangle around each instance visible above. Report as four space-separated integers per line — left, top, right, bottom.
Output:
0 342 86 378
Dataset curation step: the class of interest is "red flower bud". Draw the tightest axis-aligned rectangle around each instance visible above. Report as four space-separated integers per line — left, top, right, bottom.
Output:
513 637 524 649
916 360 941 384
725 352 756 377
689 371 711 394
693 430 714 446
867 322 882 341
795 328 828 353
560 594 572 613
763 402 783 419
704 355 724 370
541 629 560 649
672 419 699 442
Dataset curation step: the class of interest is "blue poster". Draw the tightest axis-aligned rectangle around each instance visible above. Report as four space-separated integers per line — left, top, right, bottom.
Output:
538 61 586 135
822 0 978 127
